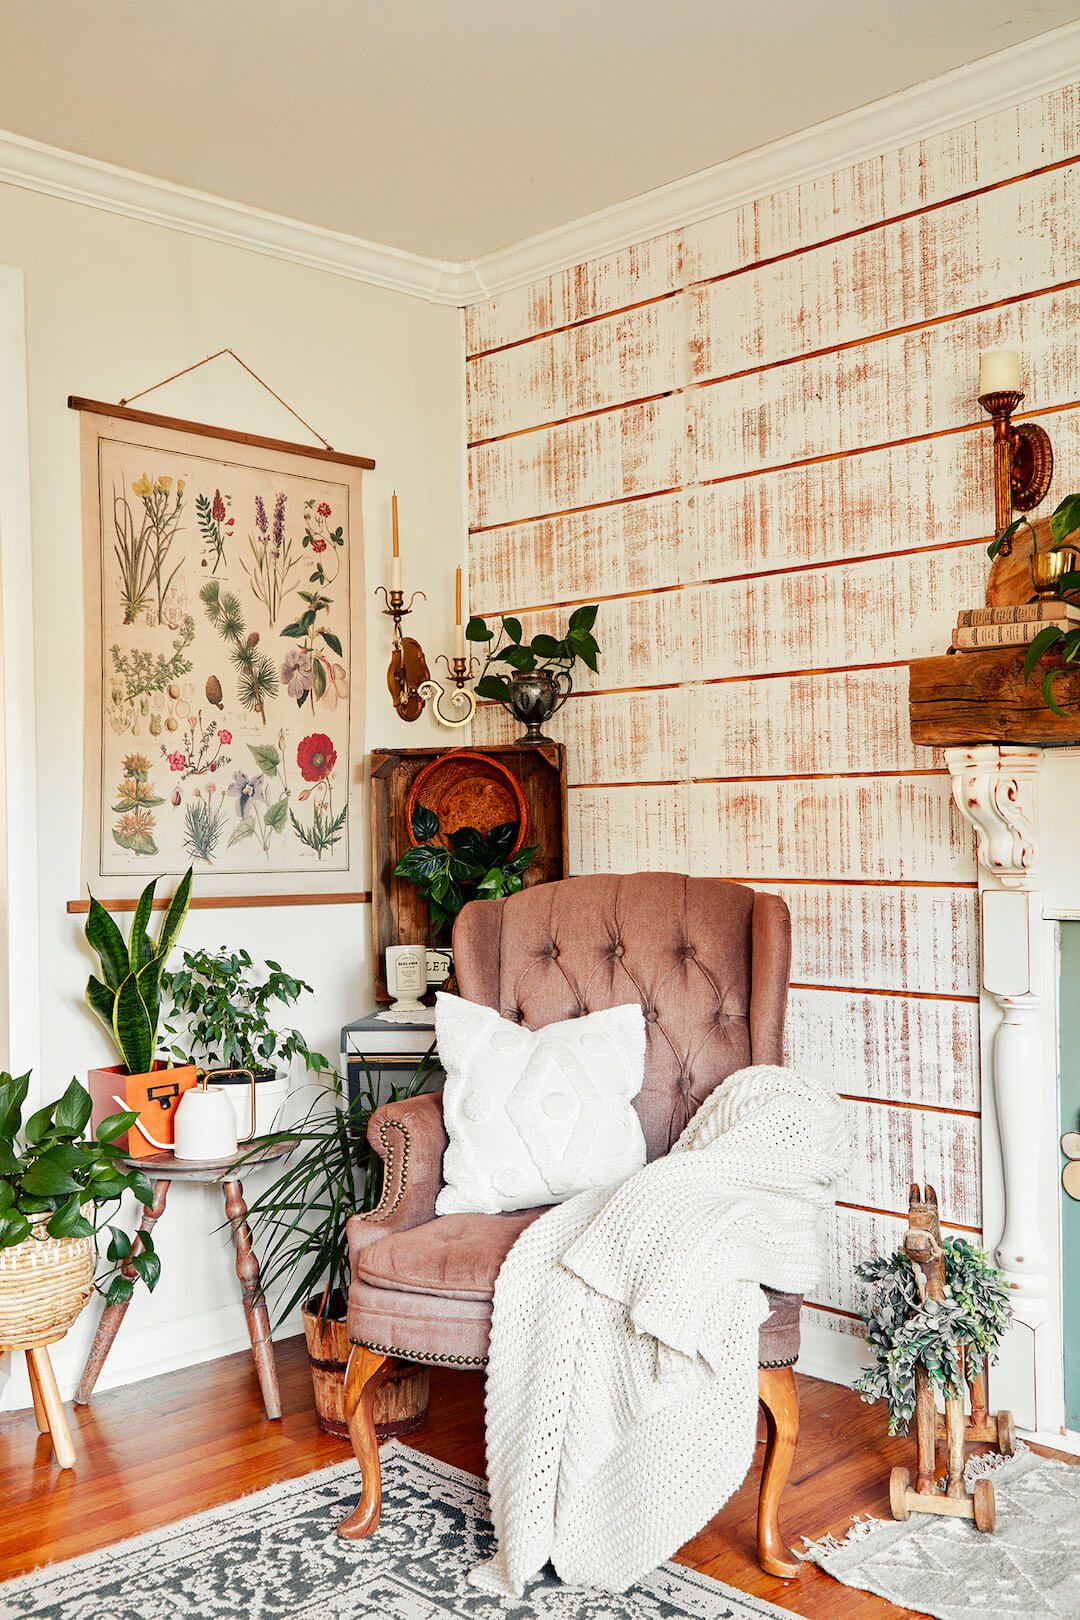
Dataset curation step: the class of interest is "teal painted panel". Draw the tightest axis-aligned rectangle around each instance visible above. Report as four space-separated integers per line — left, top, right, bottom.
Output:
1061 924 1080 1430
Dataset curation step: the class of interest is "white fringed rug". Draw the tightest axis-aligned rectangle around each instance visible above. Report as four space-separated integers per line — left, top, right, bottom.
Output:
802 1447 1080 1619
0 1441 791 1619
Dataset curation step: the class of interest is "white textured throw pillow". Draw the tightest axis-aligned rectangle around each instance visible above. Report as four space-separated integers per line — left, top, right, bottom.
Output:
434 993 648 1216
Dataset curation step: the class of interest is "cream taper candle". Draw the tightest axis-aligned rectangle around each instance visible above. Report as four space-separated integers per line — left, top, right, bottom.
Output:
980 349 1021 395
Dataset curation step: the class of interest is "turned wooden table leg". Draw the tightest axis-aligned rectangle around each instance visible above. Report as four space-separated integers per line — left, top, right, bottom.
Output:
223 1178 281 1420
75 1178 170 1405
26 1349 49 1432
27 1345 76 1470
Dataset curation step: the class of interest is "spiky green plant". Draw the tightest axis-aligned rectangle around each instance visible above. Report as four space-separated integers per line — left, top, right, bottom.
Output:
235 1052 436 1326
84 869 193 1075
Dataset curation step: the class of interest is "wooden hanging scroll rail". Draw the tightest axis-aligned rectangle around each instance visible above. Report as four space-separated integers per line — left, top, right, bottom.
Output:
67 397 375 472
66 892 371 914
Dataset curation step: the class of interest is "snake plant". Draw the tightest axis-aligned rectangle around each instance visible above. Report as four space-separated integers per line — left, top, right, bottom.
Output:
84 869 193 1074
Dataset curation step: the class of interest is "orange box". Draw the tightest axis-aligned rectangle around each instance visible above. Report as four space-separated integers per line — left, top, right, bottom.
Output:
87 1062 198 1159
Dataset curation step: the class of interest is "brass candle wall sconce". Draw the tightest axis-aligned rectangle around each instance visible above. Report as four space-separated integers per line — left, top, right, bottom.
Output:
978 349 1054 547
377 493 476 727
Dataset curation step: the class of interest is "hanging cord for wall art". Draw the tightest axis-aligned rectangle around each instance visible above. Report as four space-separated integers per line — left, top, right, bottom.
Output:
118 348 334 450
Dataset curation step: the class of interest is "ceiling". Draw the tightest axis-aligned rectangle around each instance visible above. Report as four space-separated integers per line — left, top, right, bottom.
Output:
0 1 1075 262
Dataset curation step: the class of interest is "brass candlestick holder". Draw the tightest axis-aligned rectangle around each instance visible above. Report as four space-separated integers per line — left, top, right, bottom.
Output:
418 653 480 729
375 585 430 721
978 388 1054 549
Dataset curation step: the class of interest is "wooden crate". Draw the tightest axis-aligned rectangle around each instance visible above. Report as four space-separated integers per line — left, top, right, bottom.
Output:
909 648 1080 747
370 743 567 1003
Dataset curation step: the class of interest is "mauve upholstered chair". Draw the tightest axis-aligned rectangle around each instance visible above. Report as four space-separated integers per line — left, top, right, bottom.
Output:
339 872 801 1577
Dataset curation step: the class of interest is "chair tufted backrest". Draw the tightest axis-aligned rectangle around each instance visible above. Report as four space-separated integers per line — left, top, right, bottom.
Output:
452 872 791 1160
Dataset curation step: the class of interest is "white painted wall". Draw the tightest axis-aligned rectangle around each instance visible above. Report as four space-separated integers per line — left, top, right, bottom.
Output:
0 183 465 1407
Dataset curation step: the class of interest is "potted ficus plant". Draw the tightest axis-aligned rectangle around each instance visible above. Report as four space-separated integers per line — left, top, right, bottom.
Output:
0 1070 160 1362
161 947 333 1137
466 604 600 742
393 807 537 943
236 1053 436 1437
83 868 195 1159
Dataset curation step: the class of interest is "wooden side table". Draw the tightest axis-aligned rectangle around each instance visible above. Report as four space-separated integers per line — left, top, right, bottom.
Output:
75 1148 288 1419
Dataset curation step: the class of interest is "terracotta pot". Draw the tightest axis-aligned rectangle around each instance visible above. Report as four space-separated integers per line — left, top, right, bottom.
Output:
301 1293 429 1439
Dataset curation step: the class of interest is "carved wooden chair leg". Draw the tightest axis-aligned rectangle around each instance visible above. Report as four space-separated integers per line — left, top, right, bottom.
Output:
757 1365 800 1579
337 1346 398 1540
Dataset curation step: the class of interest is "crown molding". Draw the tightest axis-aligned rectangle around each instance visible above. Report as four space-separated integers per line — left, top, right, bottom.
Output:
0 128 469 304
0 20 1075 309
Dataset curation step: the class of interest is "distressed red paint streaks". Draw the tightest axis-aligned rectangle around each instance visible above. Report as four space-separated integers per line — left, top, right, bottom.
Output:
843 1102 980 1227
468 490 690 614
468 393 683 530
700 669 920 776
787 987 979 1110
475 688 690 784
569 785 689 873
694 285 1080 479
693 545 987 682
692 778 973 882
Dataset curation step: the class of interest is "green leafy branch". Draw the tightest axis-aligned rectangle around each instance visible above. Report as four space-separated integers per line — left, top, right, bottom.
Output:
854 1238 1011 1435
465 604 600 706
394 807 537 937
0 1071 159 1307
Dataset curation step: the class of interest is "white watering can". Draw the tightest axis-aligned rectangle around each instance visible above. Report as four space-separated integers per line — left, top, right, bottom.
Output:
118 1069 257 1161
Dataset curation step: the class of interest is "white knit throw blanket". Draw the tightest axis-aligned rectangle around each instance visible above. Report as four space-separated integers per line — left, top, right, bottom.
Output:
470 1065 851 1597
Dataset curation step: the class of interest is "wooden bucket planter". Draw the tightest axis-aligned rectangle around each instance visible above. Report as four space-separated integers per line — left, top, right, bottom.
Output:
302 1296 429 1439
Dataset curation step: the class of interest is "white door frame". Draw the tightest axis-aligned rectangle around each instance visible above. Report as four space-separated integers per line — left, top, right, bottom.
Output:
0 265 40 1080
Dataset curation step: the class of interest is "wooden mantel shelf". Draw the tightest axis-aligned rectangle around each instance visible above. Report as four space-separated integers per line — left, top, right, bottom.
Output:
909 648 1080 747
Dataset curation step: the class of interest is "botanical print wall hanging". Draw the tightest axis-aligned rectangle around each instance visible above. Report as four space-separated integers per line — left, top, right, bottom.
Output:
75 399 371 900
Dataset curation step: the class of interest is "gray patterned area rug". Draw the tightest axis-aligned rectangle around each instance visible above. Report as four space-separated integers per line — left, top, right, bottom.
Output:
803 1447 1080 1619
0 1440 789 1620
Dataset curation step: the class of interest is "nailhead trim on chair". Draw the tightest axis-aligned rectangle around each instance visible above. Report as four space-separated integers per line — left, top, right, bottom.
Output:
353 1340 795 1371
356 1337 488 1367
357 1118 412 1223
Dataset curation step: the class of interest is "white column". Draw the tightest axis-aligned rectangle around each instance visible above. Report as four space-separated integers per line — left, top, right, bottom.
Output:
944 744 1052 1432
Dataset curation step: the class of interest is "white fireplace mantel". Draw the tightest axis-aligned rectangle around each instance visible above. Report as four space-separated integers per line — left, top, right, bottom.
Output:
944 742 1080 1446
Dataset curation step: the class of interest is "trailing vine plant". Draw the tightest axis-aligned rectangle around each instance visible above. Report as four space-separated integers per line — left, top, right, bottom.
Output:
854 1237 1011 1435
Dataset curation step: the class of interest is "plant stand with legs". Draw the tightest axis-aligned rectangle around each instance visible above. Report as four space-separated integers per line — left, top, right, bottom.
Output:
75 1151 287 1419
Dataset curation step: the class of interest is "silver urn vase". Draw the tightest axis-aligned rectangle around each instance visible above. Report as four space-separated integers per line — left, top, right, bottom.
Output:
506 669 572 743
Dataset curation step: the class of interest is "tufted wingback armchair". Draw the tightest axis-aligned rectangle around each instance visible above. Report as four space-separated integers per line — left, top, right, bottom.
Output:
338 873 801 1578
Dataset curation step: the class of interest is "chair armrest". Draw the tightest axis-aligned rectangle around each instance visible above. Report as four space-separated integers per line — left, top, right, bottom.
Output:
347 1090 448 1256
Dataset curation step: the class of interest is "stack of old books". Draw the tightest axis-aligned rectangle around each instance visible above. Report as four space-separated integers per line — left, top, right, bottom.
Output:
952 599 1080 650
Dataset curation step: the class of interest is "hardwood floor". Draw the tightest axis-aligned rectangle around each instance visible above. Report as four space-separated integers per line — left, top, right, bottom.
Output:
0 1336 1073 1615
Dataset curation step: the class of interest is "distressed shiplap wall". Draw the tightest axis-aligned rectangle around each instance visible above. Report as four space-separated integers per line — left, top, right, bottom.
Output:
465 85 1079 1357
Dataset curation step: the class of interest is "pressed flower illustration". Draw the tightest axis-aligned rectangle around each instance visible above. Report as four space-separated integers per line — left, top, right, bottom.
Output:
226 738 291 858
290 731 346 858
302 498 344 586
112 754 164 855
196 487 233 573
110 617 196 712
280 589 346 715
130 473 186 622
281 647 314 700
201 580 278 724
241 490 302 626
183 782 228 864
161 713 231 781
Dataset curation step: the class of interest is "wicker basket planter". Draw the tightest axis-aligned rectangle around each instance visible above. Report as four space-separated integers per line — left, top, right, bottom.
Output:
302 1293 428 1439
0 1213 95 1351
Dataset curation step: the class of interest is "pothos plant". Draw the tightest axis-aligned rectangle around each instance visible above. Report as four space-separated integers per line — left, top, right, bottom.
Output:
988 492 1080 715
465 604 600 707
162 947 333 1078
0 1071 160 1307
854 1237 1011 1435
394 807 537 938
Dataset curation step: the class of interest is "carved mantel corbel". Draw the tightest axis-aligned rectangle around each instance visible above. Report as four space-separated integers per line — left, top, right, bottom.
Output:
944 744 1041 886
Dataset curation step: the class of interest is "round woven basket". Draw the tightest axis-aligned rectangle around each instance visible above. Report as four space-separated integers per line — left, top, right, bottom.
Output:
0 1213 95 1351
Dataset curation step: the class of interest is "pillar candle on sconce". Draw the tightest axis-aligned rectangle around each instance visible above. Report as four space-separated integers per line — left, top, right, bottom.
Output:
978 347 1054 545
375 496 478 726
